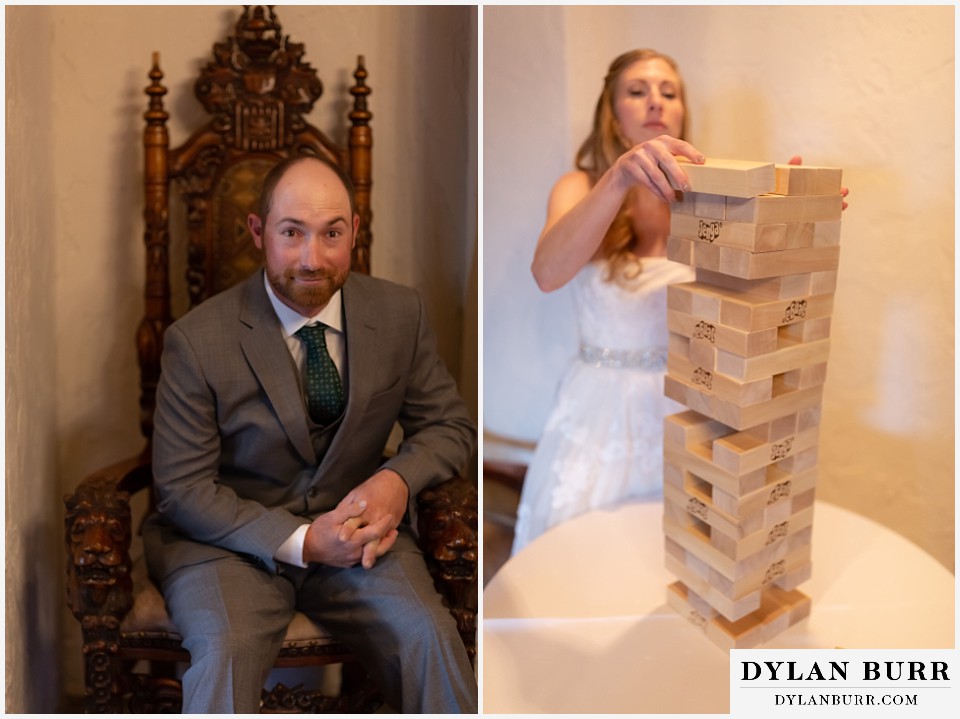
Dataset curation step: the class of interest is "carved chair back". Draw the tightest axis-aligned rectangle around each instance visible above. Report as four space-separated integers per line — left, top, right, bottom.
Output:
137 5 372 442
64 10 476 711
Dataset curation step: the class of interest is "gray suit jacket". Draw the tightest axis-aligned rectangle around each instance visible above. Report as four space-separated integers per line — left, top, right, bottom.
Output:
143 270 475 581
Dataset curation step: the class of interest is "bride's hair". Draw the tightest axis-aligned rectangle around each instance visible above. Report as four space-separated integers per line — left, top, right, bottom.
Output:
575 49 688 283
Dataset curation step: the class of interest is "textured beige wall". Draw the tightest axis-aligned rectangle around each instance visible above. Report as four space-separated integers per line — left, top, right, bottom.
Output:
5 6 61 713
5 4 476 709
484 5 954 571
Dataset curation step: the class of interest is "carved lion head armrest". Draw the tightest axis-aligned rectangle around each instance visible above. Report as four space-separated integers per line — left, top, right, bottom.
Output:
64 472 136 622
416 477 478 662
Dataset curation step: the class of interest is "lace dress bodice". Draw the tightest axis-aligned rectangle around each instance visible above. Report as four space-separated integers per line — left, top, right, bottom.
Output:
512 257 694 555
572 257 694 355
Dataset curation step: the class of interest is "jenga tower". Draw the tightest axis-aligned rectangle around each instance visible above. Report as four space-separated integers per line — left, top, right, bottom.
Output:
661 159 844 649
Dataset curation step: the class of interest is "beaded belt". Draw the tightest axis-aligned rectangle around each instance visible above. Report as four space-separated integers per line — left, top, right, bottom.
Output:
579 344 667 370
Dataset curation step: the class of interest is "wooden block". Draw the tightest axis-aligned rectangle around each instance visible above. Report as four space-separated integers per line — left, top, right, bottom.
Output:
667 283 721 321
713 530 814 595
773 561 814 592
667 309 779 357
663 409 731 448
672 281 835 332
672 192 698 216
664 519 813 597
665 582 728 648
666 234 694 266
689 337 718 372
718 292 836 333
665 373 717 418
695 269 820 301
774 164 818 196
712 487 816 541
665 551 762 621
666 281 694 313
664 430 767 497
750 412 801 442
692 239 722 272
774 164 843 197
708 506 815 561
667 371 824 430
711 424 821 475
778 316 832 344
695 192 727 220
684 584 720 620
664 484 816 561
711 466 819 519
812 220 842 247
809 270 839 295
668 352 774 405
715 338 831 382
705 584 811 649
672 157 776 198
784 222 815 250
664 415 822 499
665 467 814 530
670 213 789 252
814 167 843 195
718 244 841 280
726 193 843 223
796 404 822 432
776 445 819 474
668 331 691 360
663 460 686 490
783 362 829 390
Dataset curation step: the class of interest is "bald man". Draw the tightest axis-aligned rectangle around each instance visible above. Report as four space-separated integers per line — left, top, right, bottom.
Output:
143 155 477 713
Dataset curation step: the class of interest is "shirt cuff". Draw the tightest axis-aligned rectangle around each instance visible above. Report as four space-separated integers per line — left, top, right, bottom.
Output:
274 523 310 568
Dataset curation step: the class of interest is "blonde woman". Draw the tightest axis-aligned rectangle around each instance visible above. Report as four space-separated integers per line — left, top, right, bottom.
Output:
513 49 705 554
514 49 848 554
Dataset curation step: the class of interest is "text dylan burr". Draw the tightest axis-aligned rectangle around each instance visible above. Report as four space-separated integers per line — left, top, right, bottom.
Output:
741 661 949 682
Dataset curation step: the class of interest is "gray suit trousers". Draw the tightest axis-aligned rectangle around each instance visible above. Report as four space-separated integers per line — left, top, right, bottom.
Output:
162 532 477 713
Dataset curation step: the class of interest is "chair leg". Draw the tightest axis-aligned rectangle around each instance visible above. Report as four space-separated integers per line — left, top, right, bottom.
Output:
128 673 183 713
79 622 127 712
340 661 384 713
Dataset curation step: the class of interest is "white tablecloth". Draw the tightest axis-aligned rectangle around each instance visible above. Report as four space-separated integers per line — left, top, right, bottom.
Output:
482 500 954 714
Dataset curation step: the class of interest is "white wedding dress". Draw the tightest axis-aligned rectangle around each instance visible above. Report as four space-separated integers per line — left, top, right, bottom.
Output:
512 257 695 555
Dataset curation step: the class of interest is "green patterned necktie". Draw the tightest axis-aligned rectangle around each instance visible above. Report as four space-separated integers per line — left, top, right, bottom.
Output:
296 323 344 426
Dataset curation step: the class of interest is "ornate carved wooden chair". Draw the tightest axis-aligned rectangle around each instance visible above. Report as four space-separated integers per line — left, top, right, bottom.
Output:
64 6 477 713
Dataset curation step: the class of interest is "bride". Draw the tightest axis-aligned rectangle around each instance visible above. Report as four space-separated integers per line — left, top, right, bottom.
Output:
511 49 704 554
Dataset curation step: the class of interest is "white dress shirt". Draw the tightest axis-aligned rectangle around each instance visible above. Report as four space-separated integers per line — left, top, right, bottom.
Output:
263 272 346 568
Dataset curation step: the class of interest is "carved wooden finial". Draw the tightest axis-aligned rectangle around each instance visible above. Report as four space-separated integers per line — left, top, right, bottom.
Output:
350 55 372 125
145 52 168 122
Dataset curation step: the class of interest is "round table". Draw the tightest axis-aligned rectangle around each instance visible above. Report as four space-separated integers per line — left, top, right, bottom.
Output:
482 500 954 714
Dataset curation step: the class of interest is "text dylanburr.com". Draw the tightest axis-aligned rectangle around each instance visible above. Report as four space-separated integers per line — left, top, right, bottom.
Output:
730 649 959 717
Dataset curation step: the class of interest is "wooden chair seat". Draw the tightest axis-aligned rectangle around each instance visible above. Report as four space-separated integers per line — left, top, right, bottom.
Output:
122 556 341 648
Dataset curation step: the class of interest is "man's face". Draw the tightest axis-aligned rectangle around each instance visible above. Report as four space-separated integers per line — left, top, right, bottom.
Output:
248 159 360 318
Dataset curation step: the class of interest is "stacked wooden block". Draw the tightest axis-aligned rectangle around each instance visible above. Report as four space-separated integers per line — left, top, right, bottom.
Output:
661 158 844 649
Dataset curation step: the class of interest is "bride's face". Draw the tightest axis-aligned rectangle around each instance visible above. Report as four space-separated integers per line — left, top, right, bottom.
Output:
613 58 685 147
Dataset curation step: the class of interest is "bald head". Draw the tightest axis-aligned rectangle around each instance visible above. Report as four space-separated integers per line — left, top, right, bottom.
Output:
247 155 359 318
257 154 357 224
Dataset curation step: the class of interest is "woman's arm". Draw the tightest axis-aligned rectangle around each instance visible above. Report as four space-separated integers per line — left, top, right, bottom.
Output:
531 135 704 292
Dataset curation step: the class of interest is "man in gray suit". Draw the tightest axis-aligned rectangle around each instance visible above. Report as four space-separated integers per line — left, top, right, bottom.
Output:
142 155 477 713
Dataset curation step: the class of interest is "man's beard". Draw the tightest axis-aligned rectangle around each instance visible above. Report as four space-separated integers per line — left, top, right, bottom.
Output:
267 265 349 313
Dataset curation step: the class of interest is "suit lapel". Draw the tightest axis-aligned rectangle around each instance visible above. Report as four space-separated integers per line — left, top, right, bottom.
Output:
238 272 317 466
320 273 378 469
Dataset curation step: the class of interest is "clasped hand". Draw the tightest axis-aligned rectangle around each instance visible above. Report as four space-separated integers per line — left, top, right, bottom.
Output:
302 469 409 570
